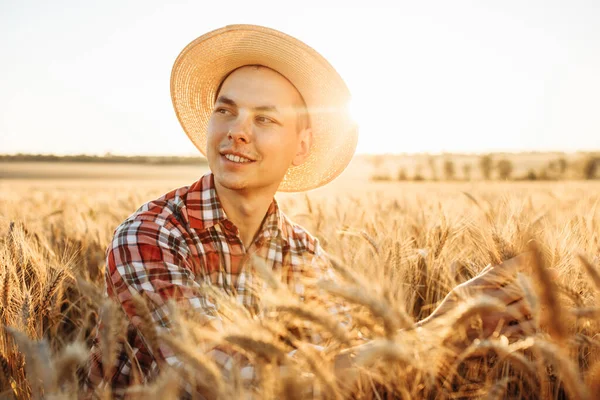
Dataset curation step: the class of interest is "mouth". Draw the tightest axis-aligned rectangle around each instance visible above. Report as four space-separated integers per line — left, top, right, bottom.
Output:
220 151 256 164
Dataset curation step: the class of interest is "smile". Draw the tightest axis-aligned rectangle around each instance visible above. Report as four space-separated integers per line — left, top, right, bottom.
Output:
224 154 253 163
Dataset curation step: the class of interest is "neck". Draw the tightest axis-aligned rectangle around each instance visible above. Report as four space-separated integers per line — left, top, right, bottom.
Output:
213 181 277 249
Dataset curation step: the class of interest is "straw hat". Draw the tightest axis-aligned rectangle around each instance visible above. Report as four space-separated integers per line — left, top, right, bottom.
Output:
170 24 358 192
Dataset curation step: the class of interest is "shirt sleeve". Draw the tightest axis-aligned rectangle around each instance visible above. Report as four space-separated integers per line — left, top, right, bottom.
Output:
101 213 247 394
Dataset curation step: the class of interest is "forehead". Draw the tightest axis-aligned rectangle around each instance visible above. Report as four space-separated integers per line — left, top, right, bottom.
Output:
217 66 304 108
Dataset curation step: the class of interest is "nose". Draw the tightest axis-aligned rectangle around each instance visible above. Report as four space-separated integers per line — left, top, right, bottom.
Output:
227 114 252 144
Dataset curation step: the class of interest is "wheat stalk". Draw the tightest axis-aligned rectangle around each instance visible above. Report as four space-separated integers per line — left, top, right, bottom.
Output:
54 341 89 389
533 339 591 400
158 332 224 398
131 294 160 357
529 241 568 342
98 299 118 383
223 334 288 362
318 280 413 339
485 377 515 400
0 271 13 325
37 269 66 317
292 343 341 400
275 303 351 346
443 338 537 392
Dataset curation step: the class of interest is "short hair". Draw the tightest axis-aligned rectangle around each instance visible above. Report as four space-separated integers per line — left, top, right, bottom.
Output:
214 65 311 133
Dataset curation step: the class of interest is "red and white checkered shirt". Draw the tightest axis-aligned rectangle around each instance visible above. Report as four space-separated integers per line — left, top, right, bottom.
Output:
86 173 341 398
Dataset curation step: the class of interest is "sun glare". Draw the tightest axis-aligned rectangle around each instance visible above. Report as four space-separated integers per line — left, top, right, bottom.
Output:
347 97 363 129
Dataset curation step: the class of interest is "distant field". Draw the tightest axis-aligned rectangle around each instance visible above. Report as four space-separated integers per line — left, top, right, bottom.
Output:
0 162 209 182
2 160 598 203
0 160 370 197
2 151 597 185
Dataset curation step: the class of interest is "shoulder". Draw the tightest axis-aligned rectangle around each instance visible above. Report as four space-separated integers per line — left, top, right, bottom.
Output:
110 179 204 249
117 173 212 233
120 186 189 228
106 189 196 273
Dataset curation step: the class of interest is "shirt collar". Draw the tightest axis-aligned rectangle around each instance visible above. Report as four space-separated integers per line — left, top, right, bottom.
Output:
261 198 286 240
187 173 287 241
186 173 226 231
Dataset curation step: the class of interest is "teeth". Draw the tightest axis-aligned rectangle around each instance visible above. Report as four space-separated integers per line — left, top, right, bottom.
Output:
225 154 251 163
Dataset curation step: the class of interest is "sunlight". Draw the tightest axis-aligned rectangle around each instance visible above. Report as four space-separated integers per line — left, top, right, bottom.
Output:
347 96 363 129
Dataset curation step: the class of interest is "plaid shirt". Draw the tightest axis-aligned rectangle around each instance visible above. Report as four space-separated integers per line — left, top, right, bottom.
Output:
86 173 339 398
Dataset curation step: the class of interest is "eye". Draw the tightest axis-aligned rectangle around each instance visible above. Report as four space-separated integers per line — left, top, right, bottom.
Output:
214 107 231 115
256 115 276 124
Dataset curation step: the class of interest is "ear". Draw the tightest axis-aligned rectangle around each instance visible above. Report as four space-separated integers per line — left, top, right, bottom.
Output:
291 128 312 166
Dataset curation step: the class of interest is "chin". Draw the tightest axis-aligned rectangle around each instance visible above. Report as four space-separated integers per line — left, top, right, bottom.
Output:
219 180 250 191
213 171 251 191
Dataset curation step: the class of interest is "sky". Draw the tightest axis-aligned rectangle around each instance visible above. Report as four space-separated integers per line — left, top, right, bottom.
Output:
1 0 599 155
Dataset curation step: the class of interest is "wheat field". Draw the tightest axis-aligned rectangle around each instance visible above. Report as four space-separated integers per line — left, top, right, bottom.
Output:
1 167 600 399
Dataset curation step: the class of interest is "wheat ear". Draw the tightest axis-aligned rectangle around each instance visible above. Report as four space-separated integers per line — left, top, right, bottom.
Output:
578 254 600 291
529 241 568 342
533 339 590 400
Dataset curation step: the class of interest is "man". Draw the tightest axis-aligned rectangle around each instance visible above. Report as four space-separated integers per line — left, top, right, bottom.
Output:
86 25 534 398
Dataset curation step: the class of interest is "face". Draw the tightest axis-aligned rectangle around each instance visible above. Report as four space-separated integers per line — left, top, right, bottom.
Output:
206 66 312 194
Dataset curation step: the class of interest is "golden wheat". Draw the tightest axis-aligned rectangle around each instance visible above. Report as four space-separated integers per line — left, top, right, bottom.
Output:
1 179 600 399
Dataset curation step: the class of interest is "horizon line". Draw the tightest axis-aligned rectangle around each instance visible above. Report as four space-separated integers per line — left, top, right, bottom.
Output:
2 150 600 158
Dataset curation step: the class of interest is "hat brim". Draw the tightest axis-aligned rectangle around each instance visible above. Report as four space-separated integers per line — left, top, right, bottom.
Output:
170 24 358 192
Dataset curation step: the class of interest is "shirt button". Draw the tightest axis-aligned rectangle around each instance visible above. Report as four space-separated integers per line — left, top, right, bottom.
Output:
222 220 236 233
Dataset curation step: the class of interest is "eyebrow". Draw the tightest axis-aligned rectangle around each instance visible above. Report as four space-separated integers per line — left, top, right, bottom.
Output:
215 96 280 114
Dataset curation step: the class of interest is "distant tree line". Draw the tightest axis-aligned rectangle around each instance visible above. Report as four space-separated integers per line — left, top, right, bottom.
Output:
371 153 600 182
0 153 208 166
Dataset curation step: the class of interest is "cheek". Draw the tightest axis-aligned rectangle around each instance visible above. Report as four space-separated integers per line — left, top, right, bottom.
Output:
259 133 284 152
206 117 217 139
265 136 298 165
206 119 224 145
205 126 221 160
262 127 295 148
278 133 299 156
